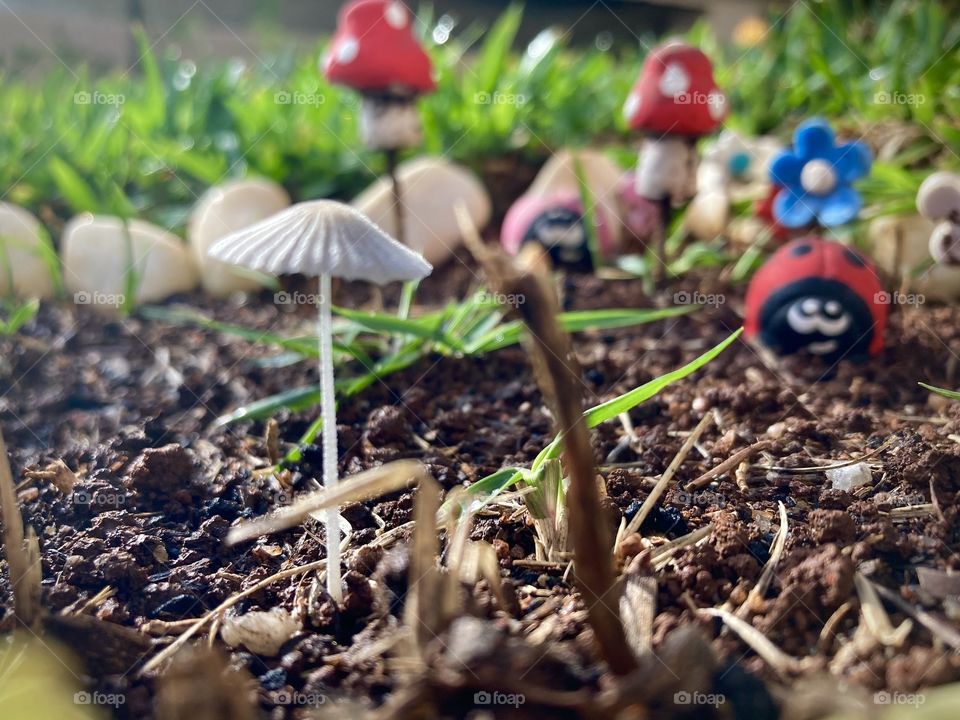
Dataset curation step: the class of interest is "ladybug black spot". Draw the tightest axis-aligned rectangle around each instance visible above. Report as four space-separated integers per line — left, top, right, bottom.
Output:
790 243 813 257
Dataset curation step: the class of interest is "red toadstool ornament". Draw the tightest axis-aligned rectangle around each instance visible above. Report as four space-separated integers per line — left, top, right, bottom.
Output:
623 42 726 280
323 0 435 246
745 237 887 362
324 0 434 149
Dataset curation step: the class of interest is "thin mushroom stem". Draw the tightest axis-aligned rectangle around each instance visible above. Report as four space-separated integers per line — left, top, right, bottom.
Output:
386 147 406 247
318 272 343 605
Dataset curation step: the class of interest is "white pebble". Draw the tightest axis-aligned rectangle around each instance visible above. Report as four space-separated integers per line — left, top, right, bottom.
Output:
826 462 872 491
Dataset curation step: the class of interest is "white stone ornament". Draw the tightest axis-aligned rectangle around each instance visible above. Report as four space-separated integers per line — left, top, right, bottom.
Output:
351 156 492 266
528 148 623 246
187 178 290 296
0 202 56 300
62 215 199 312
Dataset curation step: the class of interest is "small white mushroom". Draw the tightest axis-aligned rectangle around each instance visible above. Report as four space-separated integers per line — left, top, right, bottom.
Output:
0 203 56 300
62 215 199 313
209 201 431 605
187 178 290 297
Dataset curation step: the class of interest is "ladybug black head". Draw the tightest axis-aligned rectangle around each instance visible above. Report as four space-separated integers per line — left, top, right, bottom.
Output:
759 277 875 361
523 207 592 270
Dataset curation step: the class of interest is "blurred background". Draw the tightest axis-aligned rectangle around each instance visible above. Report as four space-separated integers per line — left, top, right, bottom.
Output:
0 0 765 71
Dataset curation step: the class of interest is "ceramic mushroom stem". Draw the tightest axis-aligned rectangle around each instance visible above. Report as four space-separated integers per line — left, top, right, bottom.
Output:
324 0 436 249
623 42 727 283
208 200 432 605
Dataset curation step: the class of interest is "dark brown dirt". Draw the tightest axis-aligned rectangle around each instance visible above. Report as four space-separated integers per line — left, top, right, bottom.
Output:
2 261 960 718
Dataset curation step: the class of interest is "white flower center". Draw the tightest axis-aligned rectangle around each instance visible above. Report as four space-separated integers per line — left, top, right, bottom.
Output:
335 36 359 64
659 63 690 98
385 2 408 29
800 159 837 196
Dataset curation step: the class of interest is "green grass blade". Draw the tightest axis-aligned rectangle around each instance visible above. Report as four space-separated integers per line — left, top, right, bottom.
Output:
467 306 697 355
919 382 960 400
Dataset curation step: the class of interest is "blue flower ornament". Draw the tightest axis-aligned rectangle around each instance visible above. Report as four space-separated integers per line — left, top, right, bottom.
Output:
769 118 872 229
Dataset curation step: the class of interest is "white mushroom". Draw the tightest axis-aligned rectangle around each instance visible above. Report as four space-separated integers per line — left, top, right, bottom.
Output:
208 200 432 604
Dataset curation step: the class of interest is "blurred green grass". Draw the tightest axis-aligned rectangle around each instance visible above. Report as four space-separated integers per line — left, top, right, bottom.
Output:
0 1 957 234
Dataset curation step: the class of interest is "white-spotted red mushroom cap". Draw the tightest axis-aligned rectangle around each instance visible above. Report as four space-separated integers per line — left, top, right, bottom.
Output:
208 200 432 284
917 171 960 221
623 42 726 137
323 0 435 96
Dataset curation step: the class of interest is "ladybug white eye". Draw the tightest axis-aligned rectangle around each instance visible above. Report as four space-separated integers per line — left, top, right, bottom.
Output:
825 300 842 316
801 298 820 315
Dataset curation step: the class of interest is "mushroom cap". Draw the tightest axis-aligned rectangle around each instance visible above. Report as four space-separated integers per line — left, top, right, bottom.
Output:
207 200 432 285
323 0 435 96
623 42 726 137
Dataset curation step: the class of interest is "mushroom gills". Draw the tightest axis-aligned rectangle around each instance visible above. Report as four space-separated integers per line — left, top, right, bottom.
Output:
360 95 423 150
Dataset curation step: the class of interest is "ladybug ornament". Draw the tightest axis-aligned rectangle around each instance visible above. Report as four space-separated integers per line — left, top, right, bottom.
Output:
745 237 887 362
501 191 616 271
